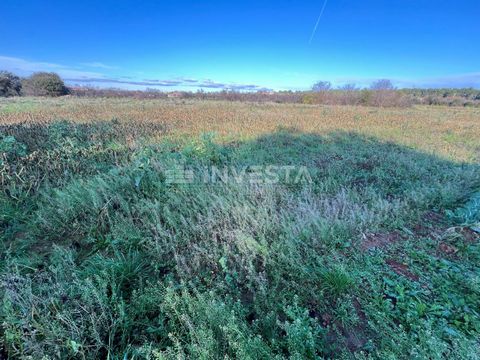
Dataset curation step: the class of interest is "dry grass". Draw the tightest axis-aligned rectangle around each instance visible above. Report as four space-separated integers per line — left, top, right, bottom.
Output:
1 97 479 162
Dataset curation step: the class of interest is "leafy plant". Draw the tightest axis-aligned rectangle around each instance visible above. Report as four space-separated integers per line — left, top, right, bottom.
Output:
22 72 69 97
0 71 22 97
0 134 27 164
447 191 480 228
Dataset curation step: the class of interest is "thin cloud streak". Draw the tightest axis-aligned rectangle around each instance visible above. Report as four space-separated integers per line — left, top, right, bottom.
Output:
3 54 477 91
309 0 328 44
67 76 272 91
0 55 272 91
80 62 119 70
67 78 182 87
334 72 480 89
0 55 106 79
415 73 480 88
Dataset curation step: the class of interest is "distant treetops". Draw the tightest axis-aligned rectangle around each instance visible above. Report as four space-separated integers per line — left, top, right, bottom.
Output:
0 71 68 97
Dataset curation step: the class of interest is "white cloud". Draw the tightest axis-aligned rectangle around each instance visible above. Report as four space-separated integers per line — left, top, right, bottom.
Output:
415 72 480 88
0 55 107 79
80 62 119 70
1 54 478 90
331 72 480 89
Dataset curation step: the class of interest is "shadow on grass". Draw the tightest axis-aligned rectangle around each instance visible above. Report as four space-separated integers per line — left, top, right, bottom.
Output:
226 128 479 205
1 124 480 359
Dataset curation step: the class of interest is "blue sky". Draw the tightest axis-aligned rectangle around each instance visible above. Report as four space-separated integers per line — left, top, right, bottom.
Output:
1 0 479 90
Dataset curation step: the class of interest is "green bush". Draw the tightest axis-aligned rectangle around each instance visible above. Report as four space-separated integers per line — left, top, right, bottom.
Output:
0 134 27 165
0 71 22 97
22 72 69 97
359 89 372 105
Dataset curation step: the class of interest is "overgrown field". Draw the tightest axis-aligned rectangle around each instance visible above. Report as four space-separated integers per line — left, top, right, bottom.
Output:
1 97 480 359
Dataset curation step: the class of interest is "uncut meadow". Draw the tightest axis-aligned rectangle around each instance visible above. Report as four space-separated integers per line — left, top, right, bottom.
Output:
1 96 480 359
1 97 479 161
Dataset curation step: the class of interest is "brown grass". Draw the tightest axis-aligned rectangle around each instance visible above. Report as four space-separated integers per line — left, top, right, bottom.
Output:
1 97 479 162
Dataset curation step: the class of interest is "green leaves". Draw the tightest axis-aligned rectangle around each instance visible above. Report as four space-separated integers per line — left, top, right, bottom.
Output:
447 191 480 230
0 134 27 161
319 267 354 299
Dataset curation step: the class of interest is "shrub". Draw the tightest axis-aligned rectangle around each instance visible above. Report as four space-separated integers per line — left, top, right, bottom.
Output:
0 71 22 97
22 72 69 97
312 81 332 92
0 134 27 166
302 93 315 104
370 79 395 90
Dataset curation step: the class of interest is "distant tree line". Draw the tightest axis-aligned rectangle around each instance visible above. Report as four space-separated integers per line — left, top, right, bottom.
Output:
303 79 410 107
71 80 480 107
399 87 480 106
2 70 479 107
0 71 69 97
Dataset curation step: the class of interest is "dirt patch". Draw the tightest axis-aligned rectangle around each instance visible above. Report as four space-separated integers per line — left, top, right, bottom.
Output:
438 242 459 256
352 297 367 323
385 259 419 281
339 298 370 352
422 211 446 224
318 297 371 354
436 227 479 258
460 227 479 243
412 211 447 238
412 223 443 238
340 298 371 351
360 231 403 251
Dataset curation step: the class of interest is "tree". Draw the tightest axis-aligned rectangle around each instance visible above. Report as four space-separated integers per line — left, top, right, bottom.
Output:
312 81 332 92
22 72 69 96
0 71 22 97
338 83 358 91
338 83 360 105
368 79 408 107
370 79 395 90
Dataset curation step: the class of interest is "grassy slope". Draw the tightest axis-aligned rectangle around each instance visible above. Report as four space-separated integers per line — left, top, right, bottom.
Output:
1 99 480 359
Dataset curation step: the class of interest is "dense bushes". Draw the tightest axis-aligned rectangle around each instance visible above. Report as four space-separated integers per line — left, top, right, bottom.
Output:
403 88 480 107
301 88 412 107
72 86 480 107
303 79 411 107
71 87 414 107
0 71 22 97
22 72 69 97
0 71 69 97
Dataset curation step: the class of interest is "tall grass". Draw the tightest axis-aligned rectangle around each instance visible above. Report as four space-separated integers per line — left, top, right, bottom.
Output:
1 101 479 358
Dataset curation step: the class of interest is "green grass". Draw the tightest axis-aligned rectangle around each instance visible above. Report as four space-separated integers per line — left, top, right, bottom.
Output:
1 119 480 359
0 98 42 114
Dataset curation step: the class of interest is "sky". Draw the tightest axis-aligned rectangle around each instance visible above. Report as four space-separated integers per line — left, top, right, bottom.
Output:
1 0 479 91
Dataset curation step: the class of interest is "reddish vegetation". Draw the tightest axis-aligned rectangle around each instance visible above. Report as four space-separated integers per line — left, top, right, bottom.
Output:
422 211 446 224
326 298 370 352
360 231 403 251
459 227 480 243
385 259 419 281
309 296 371 353
412 211 447 238
67 87 480 107
438 242 459 256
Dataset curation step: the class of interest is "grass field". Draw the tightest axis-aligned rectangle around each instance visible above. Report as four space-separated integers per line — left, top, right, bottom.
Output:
1 97 480 359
